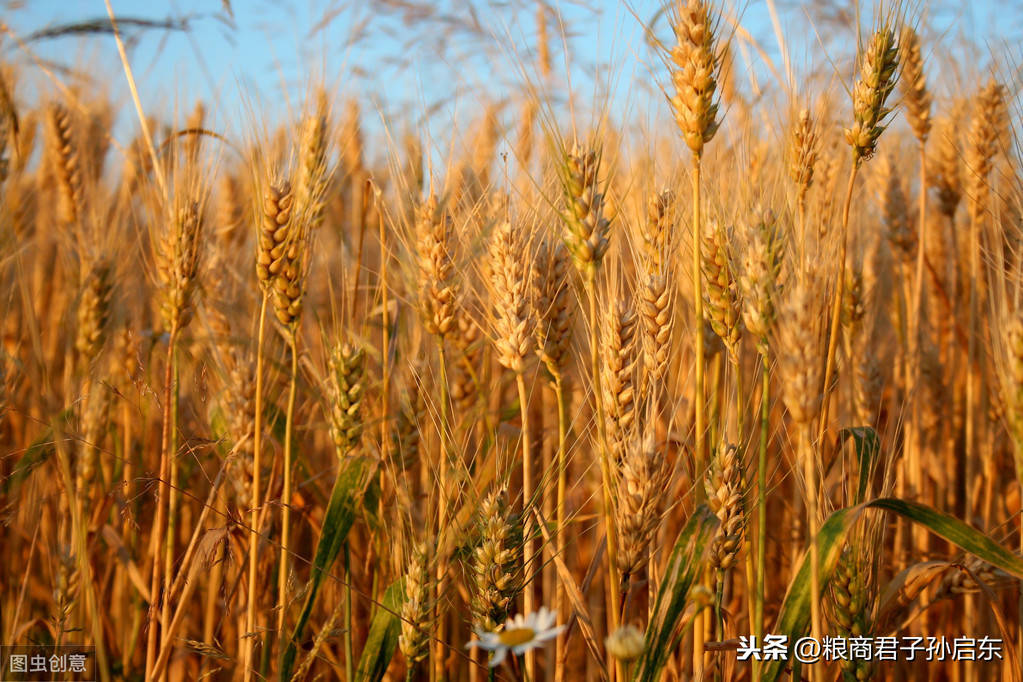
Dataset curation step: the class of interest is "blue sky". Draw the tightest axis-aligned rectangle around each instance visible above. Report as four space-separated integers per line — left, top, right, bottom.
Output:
2 1 1018 155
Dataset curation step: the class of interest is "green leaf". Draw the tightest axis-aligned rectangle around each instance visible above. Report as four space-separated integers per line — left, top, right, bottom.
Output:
837 426 880 505
865 498 1023 577
1 408 73 497
762 497 1023 682
761 506 858 682
279 456 369 680
354 579 404 682
632 504 719 682
361 466 383 529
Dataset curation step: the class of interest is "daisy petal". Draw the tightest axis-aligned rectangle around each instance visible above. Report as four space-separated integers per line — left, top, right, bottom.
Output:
489 647 508 668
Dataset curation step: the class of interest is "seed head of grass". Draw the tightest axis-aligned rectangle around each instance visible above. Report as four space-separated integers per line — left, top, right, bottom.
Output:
991 310 1023 445
157 199 205 332
75 259 112 365
415 194 458 339
295 91 330 230
853 340 883 426
326 338 365 457
470 489 523 632
46 102 84 228
643 189 674 273
668 0 723 156
844 24 900 164
788 109 820 203
602 297 638 465
451 308 485 411
558 144 611 280
220 345 258 508
702 220 742 360
269 214 311 327
737 207 783 354
534 238 575 380
705 442 745 572
775 269 825 426
899 26 931 144
930 113 963 218
831 547 876 680
840 267 866 338
489 220 535 374
391 375 426 474
616 433 667 576
76 385 109 495
965 79 1006 223
398 541 433 665
640 191 676 389
257 177 294 289
879 154 914 263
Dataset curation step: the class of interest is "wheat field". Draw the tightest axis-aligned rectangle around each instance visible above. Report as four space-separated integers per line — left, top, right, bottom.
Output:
1 1 1022 680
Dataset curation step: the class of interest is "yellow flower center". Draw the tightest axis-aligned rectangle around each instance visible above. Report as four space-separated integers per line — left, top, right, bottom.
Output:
497 627 536 647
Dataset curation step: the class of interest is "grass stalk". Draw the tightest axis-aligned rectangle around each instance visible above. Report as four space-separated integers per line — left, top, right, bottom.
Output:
57 431 111 682
243 294 269 682
515 371 536 680
144 325 178 681
909 142 928 550
691 155 707 680
344 543 354 682
585 282 623 681
554 373 569 682
160 344 179 669
801 423 822 682
433 341 451 682
817 163 859 444
278 329 300 639
754 352 768 680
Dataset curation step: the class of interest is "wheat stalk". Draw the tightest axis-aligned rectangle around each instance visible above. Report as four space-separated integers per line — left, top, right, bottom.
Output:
147 193 205 680
818 22 901 535
244 175 293 682
414 192 459 681
667 0 724 672
736 205 782 657
488 217 538 677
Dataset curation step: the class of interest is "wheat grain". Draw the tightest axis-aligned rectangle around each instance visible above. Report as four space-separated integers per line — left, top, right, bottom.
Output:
470 489 523 632
415 194 458 339
489 220 535 374
702 220 742 360
705 442 745 572
899 27 931 144
616 434 667 577
602 298 638 467
46 102 84 228
326 338 365 457
668 0 722 156
845 24 900 164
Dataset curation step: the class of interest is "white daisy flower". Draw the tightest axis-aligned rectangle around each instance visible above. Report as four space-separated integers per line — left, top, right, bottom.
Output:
465 607 566 667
